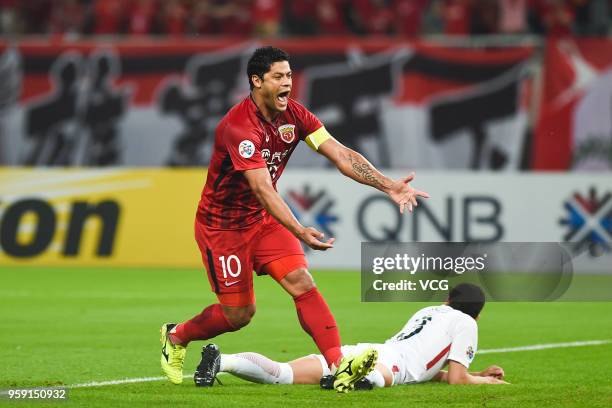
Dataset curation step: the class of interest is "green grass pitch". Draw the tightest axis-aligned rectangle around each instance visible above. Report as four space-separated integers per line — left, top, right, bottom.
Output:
1 267 612 407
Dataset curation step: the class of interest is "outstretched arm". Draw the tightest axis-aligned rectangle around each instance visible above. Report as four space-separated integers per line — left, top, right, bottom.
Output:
316 137 430 213
433 361 509 384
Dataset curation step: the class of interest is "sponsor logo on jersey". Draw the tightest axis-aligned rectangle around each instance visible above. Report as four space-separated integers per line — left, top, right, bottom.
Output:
466 346 474 360
239 140 255 158
261 148 292 180
278 124 296 143
261 149 271 161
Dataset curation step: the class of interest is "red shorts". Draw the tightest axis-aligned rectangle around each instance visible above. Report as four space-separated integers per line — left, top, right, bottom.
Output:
195 212 307 307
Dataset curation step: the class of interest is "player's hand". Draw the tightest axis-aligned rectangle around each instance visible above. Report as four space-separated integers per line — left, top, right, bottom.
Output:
484 376 510 385
298 227 335 251
480 365 505 379
387 172 430 214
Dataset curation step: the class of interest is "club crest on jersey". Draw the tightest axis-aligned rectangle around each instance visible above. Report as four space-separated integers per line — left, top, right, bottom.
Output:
239 140 255 158
466 346 474 360
278 124 296 144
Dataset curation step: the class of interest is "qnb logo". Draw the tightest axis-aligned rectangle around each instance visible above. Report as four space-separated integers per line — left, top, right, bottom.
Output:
285 185 339 251
560 187 612 256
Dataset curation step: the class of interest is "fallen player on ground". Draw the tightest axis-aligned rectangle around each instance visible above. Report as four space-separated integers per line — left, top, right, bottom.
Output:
195 283 509 391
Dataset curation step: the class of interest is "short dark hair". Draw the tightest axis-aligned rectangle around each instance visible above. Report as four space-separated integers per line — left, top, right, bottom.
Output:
448 283 485 319
247 46 290 90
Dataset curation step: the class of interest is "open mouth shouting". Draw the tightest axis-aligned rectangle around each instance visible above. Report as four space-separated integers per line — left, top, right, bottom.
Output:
276 90 290 108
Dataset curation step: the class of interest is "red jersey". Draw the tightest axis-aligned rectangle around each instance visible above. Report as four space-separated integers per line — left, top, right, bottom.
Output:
197 96 322 230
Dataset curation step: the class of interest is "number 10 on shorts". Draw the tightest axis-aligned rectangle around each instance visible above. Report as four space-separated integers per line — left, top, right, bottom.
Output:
218 255 241 278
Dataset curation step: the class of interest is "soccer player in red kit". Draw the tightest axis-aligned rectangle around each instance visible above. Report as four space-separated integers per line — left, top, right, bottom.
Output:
161 46 430 391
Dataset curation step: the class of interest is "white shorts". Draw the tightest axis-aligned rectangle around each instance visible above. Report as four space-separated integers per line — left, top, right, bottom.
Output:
314 343 403 386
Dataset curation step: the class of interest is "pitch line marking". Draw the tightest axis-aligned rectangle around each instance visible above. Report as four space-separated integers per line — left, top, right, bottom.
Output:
2 339 610 392
58 339 612 389
477 339 611 354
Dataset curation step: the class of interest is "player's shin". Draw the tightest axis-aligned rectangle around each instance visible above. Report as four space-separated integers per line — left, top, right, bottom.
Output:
294 288 343 367
220 353 293 384
171 304 237 345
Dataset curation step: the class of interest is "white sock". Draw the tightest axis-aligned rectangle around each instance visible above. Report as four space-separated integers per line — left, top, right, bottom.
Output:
220 353 293 384
365 369 386 388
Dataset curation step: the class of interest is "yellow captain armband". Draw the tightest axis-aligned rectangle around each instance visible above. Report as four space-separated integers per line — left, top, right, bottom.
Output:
304 126 332 151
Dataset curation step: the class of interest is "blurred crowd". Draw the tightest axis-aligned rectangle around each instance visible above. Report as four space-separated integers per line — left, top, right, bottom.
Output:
0 0 610 38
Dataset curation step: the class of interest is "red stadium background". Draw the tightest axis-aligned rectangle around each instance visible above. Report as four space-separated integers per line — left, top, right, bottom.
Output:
0 38 534 169
534 38 612 171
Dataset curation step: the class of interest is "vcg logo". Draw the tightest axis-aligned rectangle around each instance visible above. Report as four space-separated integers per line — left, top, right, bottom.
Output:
0 198 120 258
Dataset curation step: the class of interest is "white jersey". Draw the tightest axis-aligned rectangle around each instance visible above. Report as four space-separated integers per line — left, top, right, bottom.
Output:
382 305 478 385
324 305 478 386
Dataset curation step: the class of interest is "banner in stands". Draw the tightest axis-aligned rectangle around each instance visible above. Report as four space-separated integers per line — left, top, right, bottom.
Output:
533 38 612 170
0 39 533 170
0 169 609 272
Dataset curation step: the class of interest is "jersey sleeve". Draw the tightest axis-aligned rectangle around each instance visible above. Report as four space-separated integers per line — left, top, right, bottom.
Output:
224 123 267 171
291 100 333 151
447 316 478 369
293 101 323 138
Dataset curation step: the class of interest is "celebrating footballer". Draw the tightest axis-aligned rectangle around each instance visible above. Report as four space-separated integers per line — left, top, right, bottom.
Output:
160 46 430 393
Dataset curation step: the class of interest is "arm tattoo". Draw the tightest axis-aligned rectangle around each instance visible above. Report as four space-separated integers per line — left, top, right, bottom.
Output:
347 153 388 191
